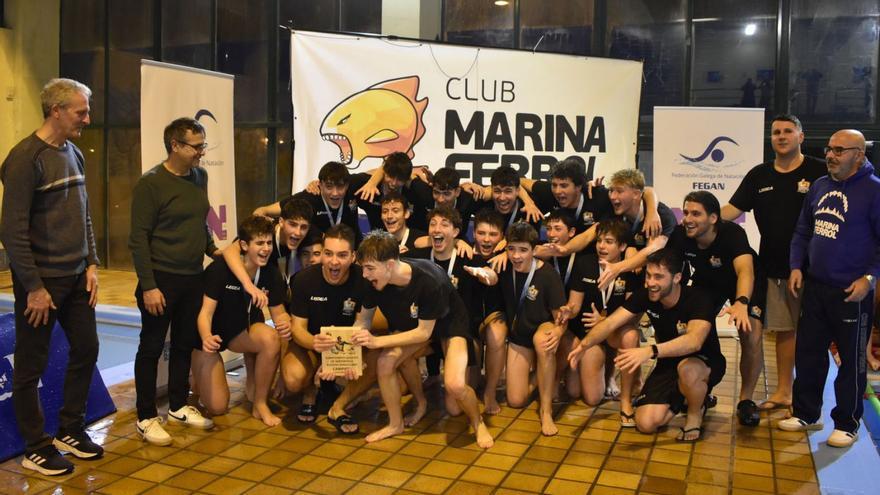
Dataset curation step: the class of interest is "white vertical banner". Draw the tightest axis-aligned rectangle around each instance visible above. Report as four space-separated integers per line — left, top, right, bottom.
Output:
140 60 237 248
652 107 764 248
140 60 240 385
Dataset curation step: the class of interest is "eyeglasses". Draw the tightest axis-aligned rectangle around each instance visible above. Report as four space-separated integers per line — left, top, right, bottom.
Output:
176 140 209 152
823 146 862 156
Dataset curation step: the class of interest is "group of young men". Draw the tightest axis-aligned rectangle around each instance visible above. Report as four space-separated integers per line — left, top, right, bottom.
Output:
3 78 879 477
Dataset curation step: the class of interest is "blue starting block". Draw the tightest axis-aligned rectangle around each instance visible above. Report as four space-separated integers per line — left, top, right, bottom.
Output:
0 313 116 462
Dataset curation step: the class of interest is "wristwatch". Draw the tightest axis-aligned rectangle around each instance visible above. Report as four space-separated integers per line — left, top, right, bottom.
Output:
735 296 750 305
865 274 876 288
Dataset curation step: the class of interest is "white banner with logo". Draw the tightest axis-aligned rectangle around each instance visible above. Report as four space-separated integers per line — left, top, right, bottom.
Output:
141 60 236 247
652 107 764 247
290 31 643 192
140 60 240 383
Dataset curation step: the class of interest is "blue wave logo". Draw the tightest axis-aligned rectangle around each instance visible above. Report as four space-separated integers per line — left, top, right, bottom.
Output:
677 136 742 171
680 136 738 163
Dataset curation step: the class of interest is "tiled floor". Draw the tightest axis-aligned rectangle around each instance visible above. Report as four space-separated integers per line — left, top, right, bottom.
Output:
0 269 822 494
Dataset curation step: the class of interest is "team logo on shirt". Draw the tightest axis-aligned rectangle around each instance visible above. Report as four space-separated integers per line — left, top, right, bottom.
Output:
526 285 539 301
582 211 595 225
613 278 626 294
750 306 762 319
633 233 645 245
342 298 356 315
814 190 848 239
225 284 241 291
797 179 810 194
348 199 358 211
410 303 419 319
676 320 687 335
709 256 722 268
450 275 459 289
582 277 597 284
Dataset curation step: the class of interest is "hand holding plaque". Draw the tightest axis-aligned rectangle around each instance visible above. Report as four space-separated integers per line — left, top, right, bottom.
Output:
320 326 363 377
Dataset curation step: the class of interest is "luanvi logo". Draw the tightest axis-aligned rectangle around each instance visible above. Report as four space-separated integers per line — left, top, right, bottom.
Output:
678 136 742 171
320 76 428 169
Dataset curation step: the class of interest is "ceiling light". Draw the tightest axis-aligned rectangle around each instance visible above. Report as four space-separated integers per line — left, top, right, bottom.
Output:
495 0 509 5
744 23 757 36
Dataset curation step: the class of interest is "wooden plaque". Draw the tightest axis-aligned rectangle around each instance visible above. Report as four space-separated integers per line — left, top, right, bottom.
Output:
320 326 363 376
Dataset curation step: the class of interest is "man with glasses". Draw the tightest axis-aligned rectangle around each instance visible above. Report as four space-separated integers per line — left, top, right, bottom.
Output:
778 129 880 448
721 114 825 414
130 117 221 446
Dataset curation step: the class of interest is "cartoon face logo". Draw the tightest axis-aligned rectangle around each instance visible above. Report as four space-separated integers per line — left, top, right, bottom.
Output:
320 76 428 169
797 179 810 194
816 190 848 222
709 256 722 268
526 285 539 301
582 211 595 225
676 320 687 335
342 298 356 316
410 303 419 319
677 136 742 172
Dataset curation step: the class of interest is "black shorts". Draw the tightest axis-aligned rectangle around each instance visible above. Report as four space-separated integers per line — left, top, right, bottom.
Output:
508 326 536 349
206 317 266 352
747 277 768 323
634 353 726 414
432 292 479 365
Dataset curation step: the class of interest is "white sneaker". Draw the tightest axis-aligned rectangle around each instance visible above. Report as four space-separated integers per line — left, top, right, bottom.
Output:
136 417 172 446
777 417 823 432
827 429 858 448
168 405 214 430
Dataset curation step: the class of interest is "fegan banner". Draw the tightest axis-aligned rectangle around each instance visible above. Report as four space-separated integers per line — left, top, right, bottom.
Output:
290 31 643 192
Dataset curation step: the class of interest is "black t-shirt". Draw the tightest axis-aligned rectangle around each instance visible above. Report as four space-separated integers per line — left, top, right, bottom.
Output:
569 252 637 333
499 262 567 340
622 286 722 364
288 189 363 246
531 181 614 234
728 156 826 278
667 221 756 310
362 258 453 333
204 258 286 334
407 248 490 326
622 201 678 250
350 173 432 232
289 264 368 335
395 227 426 254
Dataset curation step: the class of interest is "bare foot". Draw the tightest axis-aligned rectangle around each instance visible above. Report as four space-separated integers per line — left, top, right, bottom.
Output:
404 400 428 427
475 421 494 449
540 410 558 436
483 394 501 415
365 423 404 443
253 403 282 427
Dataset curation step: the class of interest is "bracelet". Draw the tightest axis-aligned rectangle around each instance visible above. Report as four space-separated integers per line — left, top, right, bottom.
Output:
650 344 659 359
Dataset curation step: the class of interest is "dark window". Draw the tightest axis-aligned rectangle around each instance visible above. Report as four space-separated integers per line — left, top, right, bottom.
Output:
607 0 687 117
691 0 777 111
61 0 106 124
108 1 154 125
218 0 269 122
162 0 213 69
789 0 878 122
520 0 593 55
446 0 515 48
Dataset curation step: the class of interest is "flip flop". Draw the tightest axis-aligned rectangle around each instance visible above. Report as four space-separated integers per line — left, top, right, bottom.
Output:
297 403 317 424
620 411 636 428
676 426 703 443
328 414 359 435
758 400 791 411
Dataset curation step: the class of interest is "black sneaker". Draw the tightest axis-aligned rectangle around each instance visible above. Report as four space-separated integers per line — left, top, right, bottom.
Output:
22 444 74 476
737 399 760 427
53 429 104 459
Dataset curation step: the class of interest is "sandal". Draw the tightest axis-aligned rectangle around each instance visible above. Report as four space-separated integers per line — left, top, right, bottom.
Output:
620 411 636 428
297 403 317 424
676 426 703 443
758 400 791 411
328 414 359 435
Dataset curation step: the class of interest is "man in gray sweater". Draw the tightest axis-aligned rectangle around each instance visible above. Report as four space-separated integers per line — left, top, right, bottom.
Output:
1 78 103 475
129 117 220 446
